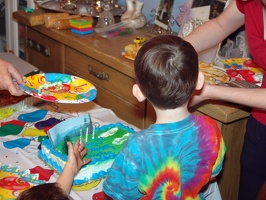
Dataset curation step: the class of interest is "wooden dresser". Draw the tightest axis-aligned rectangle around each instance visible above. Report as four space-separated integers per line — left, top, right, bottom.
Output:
13 10 251 200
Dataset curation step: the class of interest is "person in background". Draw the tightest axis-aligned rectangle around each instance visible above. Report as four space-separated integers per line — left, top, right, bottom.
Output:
16 140 91 200
103 35 226 199
0 58 25 96
185 0 266 199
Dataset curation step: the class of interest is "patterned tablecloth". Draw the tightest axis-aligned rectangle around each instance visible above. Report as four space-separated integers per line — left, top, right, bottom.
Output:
0 97 136 200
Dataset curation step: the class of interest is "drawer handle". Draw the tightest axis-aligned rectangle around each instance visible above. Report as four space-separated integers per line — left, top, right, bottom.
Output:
88 65 109 81
27 39 50 56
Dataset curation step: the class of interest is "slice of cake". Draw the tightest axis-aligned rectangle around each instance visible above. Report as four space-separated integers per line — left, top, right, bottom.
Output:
38 114 135 186
38 82 69 96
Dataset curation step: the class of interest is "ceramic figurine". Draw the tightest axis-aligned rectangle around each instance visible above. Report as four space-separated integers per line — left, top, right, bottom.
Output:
121 0 146 29
97 0 115 28
121 0 135 21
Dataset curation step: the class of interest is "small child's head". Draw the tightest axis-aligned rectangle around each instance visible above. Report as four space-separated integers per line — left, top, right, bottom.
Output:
16 183 72 200
133 35 204 109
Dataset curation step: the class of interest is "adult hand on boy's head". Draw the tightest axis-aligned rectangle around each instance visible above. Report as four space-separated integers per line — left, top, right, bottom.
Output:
67 140 91 175
0 59 25 96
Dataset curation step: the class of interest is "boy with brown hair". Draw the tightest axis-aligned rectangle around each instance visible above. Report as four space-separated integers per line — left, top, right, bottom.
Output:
103 35 226 199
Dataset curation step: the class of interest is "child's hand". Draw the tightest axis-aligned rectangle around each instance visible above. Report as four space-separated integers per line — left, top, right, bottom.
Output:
57 140 91 194
66 140 91 175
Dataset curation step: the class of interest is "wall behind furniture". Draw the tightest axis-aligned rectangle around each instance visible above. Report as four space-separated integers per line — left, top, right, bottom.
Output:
117 0 187 33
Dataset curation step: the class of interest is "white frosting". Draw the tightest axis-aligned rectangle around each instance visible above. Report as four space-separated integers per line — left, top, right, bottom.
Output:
41 144 113 183
98 127 118 138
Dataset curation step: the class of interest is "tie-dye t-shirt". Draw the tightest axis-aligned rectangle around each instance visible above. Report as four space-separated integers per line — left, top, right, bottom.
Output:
103 114 226 199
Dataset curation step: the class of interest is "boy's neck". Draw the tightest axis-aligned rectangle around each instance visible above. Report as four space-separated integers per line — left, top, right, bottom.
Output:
154 105 190 124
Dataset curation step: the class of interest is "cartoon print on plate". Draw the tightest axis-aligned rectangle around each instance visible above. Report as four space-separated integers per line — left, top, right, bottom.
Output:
223 58 263 84
20 73 97 103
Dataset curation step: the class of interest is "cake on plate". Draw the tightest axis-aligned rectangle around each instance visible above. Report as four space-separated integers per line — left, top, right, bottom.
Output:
38 114 135 186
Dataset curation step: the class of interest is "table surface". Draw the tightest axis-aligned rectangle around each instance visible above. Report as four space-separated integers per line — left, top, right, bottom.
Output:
0 98 138 199
0 52 37 76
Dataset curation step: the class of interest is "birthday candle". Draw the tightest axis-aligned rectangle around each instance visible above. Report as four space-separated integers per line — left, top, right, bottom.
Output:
80 129 82 144
92 126 95 140
85 127 88 142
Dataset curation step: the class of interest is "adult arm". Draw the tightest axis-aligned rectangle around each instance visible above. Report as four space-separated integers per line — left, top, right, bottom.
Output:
257 180 266 200
0 59 25 96
184 0 244 53
56 140 91 194
190 84 266 110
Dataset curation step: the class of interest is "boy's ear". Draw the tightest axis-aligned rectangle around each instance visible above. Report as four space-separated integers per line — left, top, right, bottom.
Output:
132 84 146 102
196 71 205 90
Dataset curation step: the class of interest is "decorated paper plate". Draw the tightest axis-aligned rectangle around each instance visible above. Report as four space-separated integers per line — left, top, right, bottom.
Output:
222 58 263 85
122 43 142 61
20 73 97 104
122 49 135 61
199 62 230 85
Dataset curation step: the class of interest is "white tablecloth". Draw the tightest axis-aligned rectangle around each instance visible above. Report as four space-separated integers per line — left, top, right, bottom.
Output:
0 98 138 200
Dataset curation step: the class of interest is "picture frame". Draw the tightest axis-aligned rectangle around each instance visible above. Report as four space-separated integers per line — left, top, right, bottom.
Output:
177 0 230 63
47 114 92 148
154 0 175 30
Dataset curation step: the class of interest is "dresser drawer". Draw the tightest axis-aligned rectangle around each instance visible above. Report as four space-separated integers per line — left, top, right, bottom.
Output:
65 67 145 128
26 28 64 73
65 47 139 106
